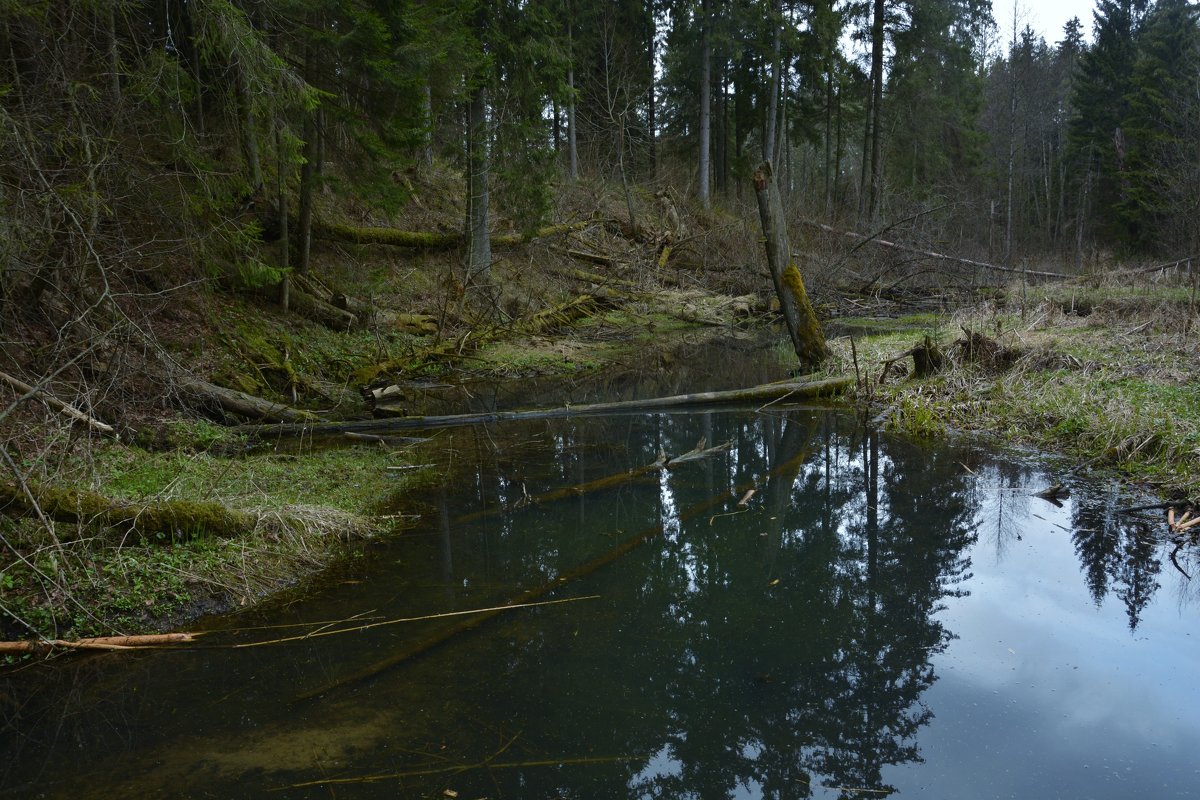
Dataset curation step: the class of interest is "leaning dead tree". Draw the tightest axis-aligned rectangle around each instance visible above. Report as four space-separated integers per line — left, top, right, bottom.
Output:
753 162 830 370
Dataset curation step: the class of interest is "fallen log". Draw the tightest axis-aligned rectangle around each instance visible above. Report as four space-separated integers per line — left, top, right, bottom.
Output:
0 370 117 437
799 218 1072 279
286 286 358 330
0 482 258 544
180 376 317 423
236 377 852 437
313 220 594 249
0 632 199 654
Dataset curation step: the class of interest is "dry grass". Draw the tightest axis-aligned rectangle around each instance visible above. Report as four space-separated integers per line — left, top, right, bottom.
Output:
828 286 1200 497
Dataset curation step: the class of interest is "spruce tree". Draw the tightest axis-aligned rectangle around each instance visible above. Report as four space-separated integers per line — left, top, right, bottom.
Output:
1121 0 1200 251
1068 0 1149 247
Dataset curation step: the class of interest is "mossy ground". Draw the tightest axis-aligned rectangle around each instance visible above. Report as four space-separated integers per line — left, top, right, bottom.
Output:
0 425 440 646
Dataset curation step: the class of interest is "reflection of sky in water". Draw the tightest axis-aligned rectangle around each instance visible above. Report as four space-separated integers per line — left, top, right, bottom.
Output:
893 494 1200 798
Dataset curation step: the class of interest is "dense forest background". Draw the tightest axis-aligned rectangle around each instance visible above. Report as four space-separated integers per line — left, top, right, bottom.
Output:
2 0 1197 319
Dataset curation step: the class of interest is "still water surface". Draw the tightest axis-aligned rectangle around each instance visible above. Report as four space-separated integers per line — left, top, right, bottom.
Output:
3 364 1199 798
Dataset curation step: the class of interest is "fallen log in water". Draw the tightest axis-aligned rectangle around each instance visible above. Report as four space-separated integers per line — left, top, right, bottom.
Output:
451 439 732 526
239 377 851 438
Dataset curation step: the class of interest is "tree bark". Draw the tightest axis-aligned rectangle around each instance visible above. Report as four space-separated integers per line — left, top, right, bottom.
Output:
698 1 712 208
567 21 579 181
296 112 318 275
867 0 885 223
764 0 782 162
465 83 491 280
275 117 290 310
753 162 830 370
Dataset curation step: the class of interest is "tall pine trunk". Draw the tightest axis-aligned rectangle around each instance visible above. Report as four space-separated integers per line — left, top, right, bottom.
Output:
867 0 885 223
295 27 319 276
465 84 491 281
764 0 782 163
567 21 579 181
698 1 711 208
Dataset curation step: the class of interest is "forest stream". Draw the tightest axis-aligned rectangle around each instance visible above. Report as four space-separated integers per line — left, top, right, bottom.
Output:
2 339 1199 799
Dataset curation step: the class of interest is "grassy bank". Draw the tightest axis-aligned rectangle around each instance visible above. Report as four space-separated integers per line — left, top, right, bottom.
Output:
0 423 443 645
824 283 1200 498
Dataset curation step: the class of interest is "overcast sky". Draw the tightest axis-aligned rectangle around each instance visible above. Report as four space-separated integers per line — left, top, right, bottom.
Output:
992 0 1099 45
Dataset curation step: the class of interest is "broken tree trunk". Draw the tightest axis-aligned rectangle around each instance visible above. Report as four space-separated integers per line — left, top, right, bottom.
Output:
180 376 317 423
285 285 358 330
0 482 257 544
237 377 851 438
753 162 830 369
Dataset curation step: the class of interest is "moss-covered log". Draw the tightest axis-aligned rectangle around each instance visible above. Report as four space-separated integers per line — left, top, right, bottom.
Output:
180 376 317 423
286 285 358 330
0 483 257 544
312 220 594 249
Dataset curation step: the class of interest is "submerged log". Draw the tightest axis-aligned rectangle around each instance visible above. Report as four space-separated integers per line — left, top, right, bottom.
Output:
753 163 830 369
180 376 316 423
451 439 732 526
0 482 257 543
237 377 851 438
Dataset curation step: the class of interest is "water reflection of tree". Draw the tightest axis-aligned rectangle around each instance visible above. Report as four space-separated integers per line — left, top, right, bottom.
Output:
619 414 981 799
1070 484 1162 630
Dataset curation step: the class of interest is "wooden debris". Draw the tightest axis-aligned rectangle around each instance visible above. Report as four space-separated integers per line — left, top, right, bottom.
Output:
239 377 851 438
1033 483 1070 506
312 219 595 249
0 370 116 437
798 218 1073 280
0 632 198 654
879 335 944 381
180 376 316 423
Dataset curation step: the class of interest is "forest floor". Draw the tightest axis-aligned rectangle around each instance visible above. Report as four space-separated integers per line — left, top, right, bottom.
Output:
3 168 1199 651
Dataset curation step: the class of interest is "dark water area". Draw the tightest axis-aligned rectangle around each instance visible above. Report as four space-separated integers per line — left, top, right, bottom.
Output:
3 361 1200 798
370 331 796 419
